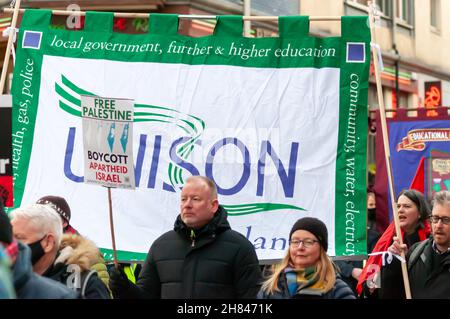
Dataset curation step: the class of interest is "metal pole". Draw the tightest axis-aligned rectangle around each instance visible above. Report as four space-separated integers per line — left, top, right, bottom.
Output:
244 0 251 37
3 8 341 21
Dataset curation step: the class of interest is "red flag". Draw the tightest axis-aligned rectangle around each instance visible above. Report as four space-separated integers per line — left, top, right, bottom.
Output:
409 157 425 193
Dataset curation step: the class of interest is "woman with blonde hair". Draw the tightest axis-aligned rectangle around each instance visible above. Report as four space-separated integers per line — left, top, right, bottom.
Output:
258 217 355 299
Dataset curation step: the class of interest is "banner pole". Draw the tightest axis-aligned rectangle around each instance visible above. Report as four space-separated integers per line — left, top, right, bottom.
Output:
2 8 341 21
243 0 251 37
0 0 22 94
107 187 119 268
368 2 412 299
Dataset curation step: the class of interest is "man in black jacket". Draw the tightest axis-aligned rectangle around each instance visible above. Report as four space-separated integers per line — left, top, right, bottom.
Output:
109 175 262 299
387 190 450 298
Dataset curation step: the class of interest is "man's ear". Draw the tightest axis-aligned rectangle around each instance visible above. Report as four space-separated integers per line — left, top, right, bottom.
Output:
211 199 219 212
43 233 56 253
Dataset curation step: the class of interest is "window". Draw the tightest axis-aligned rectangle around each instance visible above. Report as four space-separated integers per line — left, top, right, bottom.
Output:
347 0 392 17
376 0 392 17
347 0 370 7
430 0 441 30
224 0 299 15
396 0 413 25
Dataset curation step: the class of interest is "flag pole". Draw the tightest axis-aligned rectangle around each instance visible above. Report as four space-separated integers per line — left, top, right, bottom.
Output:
368 1 412 299
0 0 22 94
107 187 119 268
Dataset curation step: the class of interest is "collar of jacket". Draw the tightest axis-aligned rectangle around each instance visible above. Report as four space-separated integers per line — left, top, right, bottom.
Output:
41 251 66 280
417 239 450 285
55 234 100 271
430 241 450 268
174 205 231 241
431 241 450 255
11 242 33 291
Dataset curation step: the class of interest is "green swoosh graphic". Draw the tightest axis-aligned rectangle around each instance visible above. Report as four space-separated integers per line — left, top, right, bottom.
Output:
223 203 305 216
55 74 204 190
55 75 303 216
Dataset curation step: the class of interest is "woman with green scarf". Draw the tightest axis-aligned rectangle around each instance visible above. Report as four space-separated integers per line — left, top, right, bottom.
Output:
258 217 355 299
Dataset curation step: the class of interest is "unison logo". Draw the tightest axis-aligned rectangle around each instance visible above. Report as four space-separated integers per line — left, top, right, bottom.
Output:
56 75 305 216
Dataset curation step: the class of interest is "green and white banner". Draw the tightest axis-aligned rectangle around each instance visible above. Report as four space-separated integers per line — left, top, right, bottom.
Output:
11 10 370 260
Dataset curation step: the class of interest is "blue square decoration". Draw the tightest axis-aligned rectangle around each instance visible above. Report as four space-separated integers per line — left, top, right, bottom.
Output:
22 31 42 49
346 42 365 63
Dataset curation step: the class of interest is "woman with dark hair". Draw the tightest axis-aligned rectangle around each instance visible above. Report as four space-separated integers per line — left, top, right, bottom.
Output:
357 189 431 298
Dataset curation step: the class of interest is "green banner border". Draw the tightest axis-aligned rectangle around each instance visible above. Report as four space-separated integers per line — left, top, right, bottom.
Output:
335 16 370 257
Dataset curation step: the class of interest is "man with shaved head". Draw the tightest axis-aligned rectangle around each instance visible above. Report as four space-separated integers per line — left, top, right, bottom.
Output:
110 176 262 299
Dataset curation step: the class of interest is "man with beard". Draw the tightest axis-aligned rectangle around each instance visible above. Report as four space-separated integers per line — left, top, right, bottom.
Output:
388 190 450 298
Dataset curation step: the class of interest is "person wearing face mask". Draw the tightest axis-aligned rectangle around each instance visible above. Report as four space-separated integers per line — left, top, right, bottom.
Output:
334 191 381 294
35 195 111 297
257 217 355 299
367 192 377 232
10 204 110 299
0 201 76 299
356 189 431 298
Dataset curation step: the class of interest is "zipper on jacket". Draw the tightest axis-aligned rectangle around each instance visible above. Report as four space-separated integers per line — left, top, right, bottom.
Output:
190 229 196 247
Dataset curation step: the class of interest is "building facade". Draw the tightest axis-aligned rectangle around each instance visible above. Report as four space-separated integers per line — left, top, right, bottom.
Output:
2 0 447 106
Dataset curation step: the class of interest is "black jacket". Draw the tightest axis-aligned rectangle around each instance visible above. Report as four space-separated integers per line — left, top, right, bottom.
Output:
42 235 111 299
379 229 423 299
119 205 262 299
406 238 450 298
43 261 110 299
13 243 78 299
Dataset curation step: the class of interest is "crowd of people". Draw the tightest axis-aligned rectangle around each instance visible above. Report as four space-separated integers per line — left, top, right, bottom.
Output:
1 175 449 299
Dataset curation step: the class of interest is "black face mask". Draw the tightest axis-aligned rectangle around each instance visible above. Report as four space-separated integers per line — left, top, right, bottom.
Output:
368 208 376 222
28 235 46 265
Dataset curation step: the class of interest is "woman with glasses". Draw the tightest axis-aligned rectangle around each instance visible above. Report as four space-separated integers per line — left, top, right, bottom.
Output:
257 217 355 299
357 189 431 299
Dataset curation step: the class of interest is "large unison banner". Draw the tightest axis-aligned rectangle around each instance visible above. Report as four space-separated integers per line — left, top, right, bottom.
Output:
11 10 370 260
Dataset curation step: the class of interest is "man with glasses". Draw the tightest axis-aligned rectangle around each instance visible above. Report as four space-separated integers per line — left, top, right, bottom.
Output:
388 190 450 298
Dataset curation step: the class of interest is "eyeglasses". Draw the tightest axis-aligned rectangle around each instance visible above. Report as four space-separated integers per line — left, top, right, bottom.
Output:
429 215 450 225
289 239 319 248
